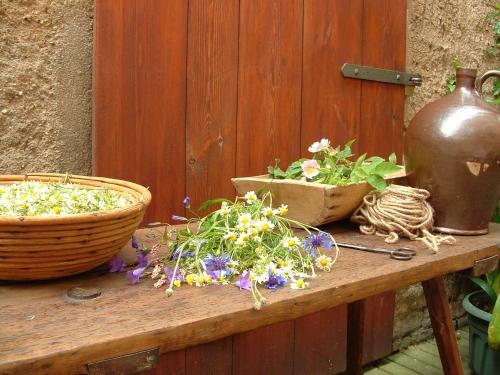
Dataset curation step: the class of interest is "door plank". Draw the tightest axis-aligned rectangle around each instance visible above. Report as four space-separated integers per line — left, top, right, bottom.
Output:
236 0 303 176
186 0 239 212
186 337 232 375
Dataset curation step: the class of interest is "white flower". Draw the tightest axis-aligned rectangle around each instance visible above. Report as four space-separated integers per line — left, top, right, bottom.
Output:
151 264 163 279
220 202 231 216
291 278 308 289
283 236 300 249
308 138 330 153
153 275 166 288
315 255 334 271
277 204 288 216
301 159 320 179
256 218 275 232
223 231 238 241
236 233 250 246
244 191 258 205
238 213 252 227
261 207 274 216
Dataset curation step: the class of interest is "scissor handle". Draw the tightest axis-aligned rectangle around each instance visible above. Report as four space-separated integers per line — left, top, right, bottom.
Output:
390 248 416 260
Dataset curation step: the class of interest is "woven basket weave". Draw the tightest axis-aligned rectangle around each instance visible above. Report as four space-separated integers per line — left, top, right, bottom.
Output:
0 173 151 281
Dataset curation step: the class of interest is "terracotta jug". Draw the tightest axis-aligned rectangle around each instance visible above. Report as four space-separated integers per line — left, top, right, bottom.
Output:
404 68 500 235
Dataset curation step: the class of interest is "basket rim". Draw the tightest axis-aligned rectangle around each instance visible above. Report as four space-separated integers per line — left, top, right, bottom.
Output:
0 173 151 225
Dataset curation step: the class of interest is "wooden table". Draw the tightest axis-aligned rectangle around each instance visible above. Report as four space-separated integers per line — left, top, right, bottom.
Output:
1 224 499 375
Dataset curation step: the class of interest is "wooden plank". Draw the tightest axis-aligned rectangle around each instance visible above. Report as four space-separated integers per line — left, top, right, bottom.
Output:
363 366 392 375
402 347 443 370
375 358 421 375
347 299 367 375
93 0 188 223
185 337 232 375
389 351 442 374
293 306 347 374
233 320 294 374
358 0 406 159
363 291 396 363
236 0 303 176
144 349 186 375
1 224 499 374
301 0 363 155
186 0 239 211
422 276 464 375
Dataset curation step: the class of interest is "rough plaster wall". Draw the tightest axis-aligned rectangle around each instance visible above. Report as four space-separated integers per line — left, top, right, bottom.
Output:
393 0 498 351
0 0 93 175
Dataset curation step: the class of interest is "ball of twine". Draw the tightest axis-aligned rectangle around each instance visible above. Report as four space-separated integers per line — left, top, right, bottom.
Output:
351 184 455 252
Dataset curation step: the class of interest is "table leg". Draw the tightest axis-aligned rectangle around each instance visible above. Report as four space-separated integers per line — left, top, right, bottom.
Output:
346 298 367 375
422 276 464 375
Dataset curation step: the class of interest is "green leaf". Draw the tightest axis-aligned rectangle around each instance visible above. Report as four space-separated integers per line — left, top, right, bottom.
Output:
388 153 397 164
198 198 232 212
486 270 500 297
268 165 287 178
470 276 497 303
488 295 500 350
373 162 402 177
366 174 387 191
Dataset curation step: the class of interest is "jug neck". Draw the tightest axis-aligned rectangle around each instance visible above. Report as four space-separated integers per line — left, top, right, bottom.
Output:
455 68 477 90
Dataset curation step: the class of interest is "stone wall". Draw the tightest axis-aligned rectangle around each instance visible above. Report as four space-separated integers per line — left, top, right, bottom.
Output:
0 0 496 352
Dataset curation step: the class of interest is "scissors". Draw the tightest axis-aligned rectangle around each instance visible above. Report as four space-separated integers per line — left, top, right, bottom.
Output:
336 242 417 261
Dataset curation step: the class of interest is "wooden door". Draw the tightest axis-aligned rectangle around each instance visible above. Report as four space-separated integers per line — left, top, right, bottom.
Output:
94 0 406 372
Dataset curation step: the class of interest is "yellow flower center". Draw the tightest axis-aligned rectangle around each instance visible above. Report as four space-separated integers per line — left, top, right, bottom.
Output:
320 259 328 266
173 279 181 287
288 239 296 247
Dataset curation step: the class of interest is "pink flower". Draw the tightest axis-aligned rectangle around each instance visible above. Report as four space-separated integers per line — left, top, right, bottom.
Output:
308 138 330 153
301 159 320 179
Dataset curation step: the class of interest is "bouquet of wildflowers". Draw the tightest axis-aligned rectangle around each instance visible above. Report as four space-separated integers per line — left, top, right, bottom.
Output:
268 138 400 191
111 192 339 309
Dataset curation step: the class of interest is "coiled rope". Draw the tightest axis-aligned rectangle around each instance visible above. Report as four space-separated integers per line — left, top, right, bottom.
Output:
351 184 455 252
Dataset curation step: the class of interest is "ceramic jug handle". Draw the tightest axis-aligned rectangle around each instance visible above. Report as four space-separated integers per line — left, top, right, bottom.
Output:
476 70 500 93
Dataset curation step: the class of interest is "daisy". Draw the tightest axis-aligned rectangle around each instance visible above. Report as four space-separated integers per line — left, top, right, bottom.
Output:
301 159 320 179
261 207 274 216
223 231 238 241
291 278 308 289
238 213 252 227
220 202 231 216
283 236 300 249
308 138 330 153
277 204 288 215
315 254 334 271
244 191 258 205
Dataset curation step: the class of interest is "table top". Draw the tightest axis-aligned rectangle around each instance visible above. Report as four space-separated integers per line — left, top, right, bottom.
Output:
1 223 499 374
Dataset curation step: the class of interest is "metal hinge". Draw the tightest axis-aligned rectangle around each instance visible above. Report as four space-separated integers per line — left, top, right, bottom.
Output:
341 63 422 86
87 348 159 375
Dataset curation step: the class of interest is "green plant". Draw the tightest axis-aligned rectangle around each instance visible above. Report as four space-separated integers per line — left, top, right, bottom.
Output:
267 139 401 191
445 58 463 94
469 268 500 350
486 4 500 57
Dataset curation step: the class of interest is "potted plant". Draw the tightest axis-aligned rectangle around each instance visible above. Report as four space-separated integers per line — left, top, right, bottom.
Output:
232 139 404 226
463 268 500 374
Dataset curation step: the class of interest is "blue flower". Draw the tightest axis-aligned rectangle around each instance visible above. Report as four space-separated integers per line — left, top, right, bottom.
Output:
303 232 333 257
127 266 147 284
265 272 286 290
203 253 234 276
235 271 252 291
172 215 188 222
109 256 126 273
172 246 194 261
183 196 191 209
131 236 139 249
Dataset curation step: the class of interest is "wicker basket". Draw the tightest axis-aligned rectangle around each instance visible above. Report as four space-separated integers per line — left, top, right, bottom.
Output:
0 173 151 281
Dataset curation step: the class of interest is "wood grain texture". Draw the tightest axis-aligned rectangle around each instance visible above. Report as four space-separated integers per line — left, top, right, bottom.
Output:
236 0 303 176
145 349 186 375
422 276 465 375
1 224 499 374
186 0 239 211
301 0 363 155
293 306 348 374
233 320 294 374
358 0 407 159
186 337 232 375
347 299 367 375
93 0 188 223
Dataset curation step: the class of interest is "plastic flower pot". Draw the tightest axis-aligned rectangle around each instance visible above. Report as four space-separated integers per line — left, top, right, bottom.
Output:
462 290 500 375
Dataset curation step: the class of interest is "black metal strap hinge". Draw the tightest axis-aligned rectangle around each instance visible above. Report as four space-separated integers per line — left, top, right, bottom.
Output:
341 63 422 86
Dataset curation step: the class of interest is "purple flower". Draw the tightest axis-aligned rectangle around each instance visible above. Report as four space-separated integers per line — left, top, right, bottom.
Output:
136 251 149 268
172 246 194 261
235 271 252 291
163 266 184 284
127 266 147 284
109 256 126 273
172 215 188 222
265 272 286 290
183 196 191 209
203 253 234 275
303 232 333 257
131 236 139 250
